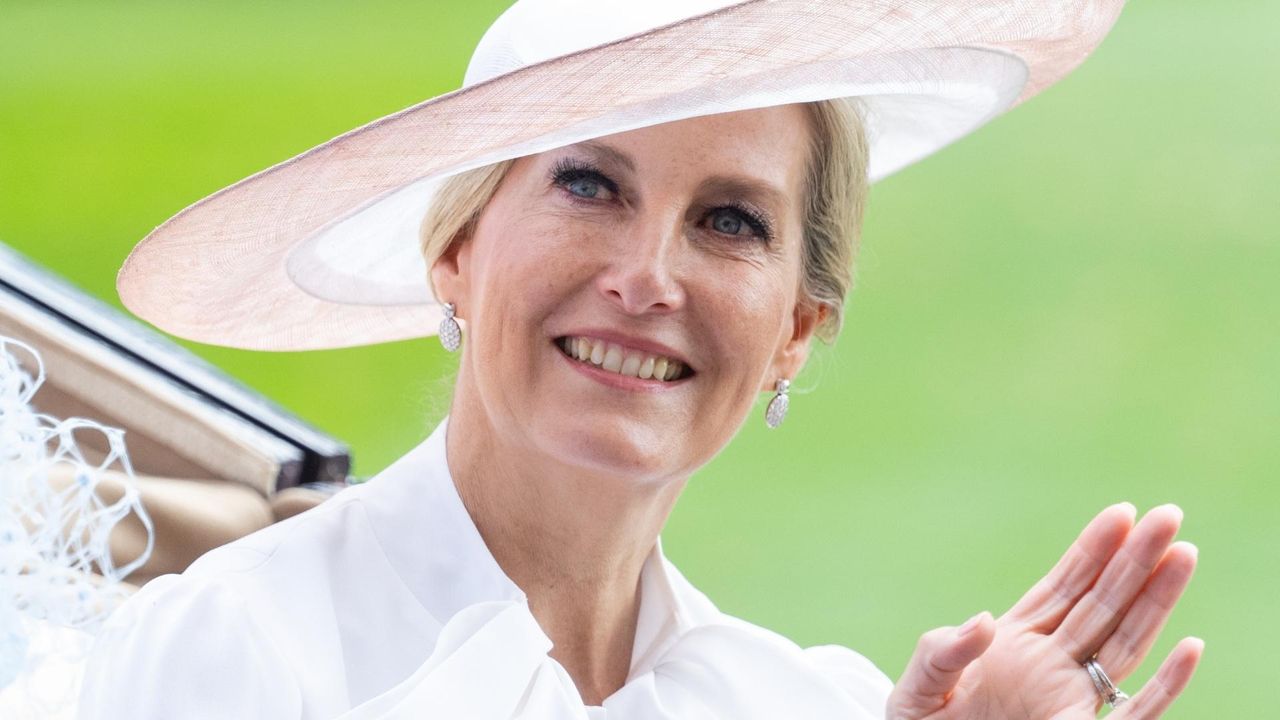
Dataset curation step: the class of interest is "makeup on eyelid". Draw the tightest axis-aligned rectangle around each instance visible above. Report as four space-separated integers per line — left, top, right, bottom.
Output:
547 157 776 242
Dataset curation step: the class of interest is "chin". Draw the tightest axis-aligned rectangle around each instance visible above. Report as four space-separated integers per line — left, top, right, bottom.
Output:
539 412 682 482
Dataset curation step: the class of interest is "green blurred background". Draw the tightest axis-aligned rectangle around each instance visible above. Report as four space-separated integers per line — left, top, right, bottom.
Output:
2 1 1275 715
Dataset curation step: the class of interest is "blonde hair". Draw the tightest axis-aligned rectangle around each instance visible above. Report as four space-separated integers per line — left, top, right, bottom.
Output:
420 99 870 344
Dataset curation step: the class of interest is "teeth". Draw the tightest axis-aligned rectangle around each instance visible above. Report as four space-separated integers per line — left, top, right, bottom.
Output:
620 353 641 377
560 337 688 382
602 345 623 372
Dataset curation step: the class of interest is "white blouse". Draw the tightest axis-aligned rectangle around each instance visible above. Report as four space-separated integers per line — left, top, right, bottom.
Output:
78 419 892 719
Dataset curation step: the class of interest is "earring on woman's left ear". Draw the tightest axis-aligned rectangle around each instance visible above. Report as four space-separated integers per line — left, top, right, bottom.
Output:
439 302 461 352
765 378 790 429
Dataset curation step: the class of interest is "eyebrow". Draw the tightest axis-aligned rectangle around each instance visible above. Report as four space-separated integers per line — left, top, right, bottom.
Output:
576 140 637 173
574 140 791 214
697 176 790 218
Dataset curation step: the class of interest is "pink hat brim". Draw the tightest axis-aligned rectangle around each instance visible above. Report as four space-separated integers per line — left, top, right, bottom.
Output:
118 0 1124 350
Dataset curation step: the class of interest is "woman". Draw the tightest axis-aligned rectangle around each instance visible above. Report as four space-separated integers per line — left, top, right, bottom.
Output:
81 1 1201 718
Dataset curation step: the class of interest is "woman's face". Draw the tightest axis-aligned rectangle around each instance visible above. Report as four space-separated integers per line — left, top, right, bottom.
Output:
434 104 824 483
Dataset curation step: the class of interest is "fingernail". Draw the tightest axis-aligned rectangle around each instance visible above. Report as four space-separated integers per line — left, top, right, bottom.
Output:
1182 636 1205 658
957 612 986 637
1110 501 1136 518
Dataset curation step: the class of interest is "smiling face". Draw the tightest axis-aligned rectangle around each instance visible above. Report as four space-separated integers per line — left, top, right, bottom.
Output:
431 105 825 483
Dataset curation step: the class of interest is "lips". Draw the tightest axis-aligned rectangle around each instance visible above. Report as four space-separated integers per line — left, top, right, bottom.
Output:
554 335 693 382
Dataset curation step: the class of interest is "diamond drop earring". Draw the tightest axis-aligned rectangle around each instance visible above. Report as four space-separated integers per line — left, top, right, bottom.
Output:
765 378 790 429
438 302 461 352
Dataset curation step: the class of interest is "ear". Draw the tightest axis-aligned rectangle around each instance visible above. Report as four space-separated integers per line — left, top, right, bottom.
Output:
763 299 828 392
428 231 474 317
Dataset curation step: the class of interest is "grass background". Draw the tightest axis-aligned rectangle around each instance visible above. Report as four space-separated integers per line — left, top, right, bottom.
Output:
2 1 1275 716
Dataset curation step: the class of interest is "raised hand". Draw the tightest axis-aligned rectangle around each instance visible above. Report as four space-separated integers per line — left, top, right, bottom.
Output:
886 504 1201 719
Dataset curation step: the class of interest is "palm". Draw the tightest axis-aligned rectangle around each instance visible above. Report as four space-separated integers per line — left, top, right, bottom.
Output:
887 504 1202 720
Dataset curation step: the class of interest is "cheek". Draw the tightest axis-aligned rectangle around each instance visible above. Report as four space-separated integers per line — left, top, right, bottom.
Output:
690 260 795 393
471 211 599 334
700 253 793 336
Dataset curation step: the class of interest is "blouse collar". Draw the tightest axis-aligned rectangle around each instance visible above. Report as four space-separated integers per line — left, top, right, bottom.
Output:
358 416 718 680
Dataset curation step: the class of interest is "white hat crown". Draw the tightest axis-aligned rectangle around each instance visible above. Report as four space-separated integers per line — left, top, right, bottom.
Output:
464 0 740 87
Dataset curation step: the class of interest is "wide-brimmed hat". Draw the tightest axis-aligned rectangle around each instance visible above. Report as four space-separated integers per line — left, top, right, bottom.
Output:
118 0 1124 351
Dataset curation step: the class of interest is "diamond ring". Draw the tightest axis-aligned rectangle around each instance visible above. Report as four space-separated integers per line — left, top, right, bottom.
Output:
1084 656 1130 708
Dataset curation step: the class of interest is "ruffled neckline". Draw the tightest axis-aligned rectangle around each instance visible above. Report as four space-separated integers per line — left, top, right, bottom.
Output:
358 418 717 688
346 418 883 718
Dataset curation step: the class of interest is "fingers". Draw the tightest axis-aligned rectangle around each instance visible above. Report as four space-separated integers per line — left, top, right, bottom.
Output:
1112 637 1204 720
1094 541 1198 680
1005 502 1135 630
886 612 995 718
1055 504 1184 660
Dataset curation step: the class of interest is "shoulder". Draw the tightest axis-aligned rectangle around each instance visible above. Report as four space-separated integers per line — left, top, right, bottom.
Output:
802 641 895 709
77 486 379 719
78 572 303 719
712 612 894 713
660 561 892 715
184 481 373 580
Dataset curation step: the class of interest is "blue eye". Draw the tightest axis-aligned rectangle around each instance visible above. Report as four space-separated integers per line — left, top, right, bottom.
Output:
551 158 618 201
549 157 773 243
566 177 600 199
711 210 744 236
707 204 772 242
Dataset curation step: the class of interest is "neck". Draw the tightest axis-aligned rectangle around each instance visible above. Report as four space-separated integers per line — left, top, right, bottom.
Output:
443 396 686 706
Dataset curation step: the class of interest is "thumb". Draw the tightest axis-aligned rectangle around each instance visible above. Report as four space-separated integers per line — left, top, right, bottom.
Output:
886 611 995 719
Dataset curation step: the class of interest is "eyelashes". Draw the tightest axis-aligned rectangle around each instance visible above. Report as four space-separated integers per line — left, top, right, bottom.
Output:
551 157 619 199
548 158 776 244
711 201 774 243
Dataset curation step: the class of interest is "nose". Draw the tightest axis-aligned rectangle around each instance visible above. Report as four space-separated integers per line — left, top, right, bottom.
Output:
594 214 687 316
